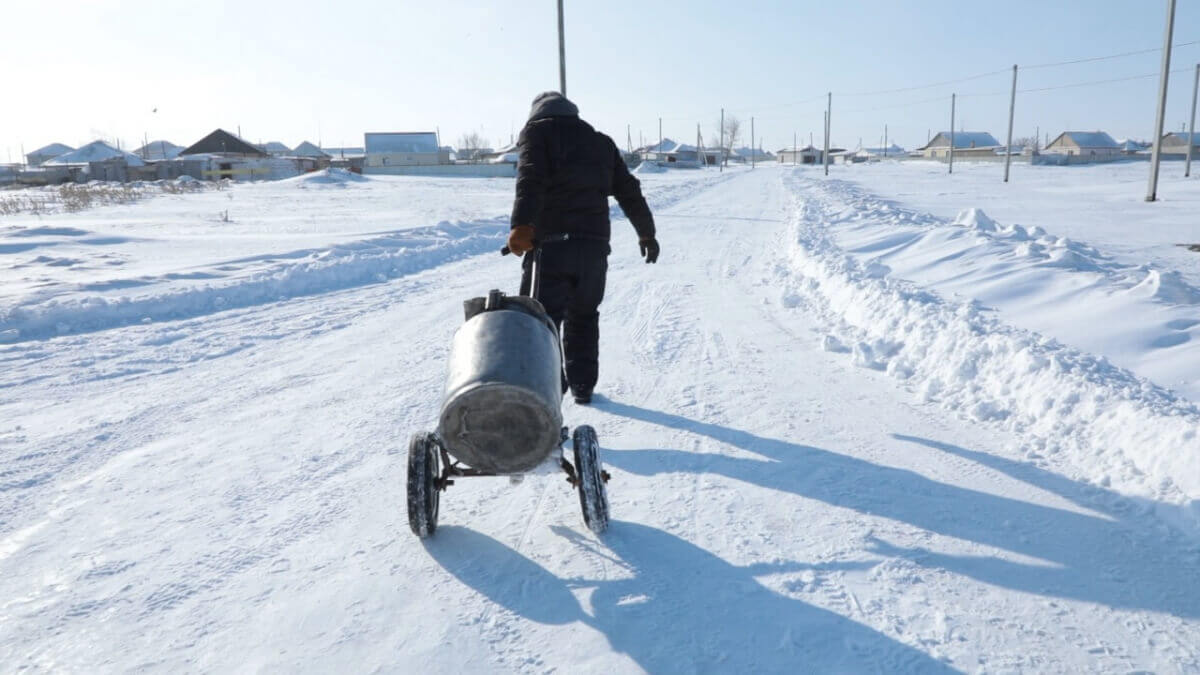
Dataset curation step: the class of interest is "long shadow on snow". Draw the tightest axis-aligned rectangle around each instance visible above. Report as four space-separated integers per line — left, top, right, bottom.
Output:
595 398 1200 620
425 524 954 673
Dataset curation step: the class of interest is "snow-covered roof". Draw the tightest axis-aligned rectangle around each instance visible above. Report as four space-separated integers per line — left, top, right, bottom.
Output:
133 140 183 160
733 147 773 158
1052 131 1119 149
860 143 907 156
636 138 676 153
1165 132 1200 145
28 142 74 159
43 140 146 167
921 132 1000 150
292 141 330 158
364 132 439 154
257 141 292 154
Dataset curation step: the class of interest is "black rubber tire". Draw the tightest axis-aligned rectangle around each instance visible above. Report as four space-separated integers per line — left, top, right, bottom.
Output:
572 425 609 534
407 432 440 538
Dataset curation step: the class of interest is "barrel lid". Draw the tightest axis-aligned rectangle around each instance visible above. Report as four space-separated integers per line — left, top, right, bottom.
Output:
464 291 556 334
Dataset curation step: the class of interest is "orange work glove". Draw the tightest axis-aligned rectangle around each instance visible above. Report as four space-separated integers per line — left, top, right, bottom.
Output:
507 225 536 256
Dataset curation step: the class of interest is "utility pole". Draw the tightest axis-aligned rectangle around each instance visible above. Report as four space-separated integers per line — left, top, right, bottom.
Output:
751 116 755 169
557 0 567 96
949 94 956 174
1035 125 1040 152
1004 64 1018 183
627 124 632 154
658 117 662 160
720 108 725 171
824 92 831 176
884 124 888 157
1186 63 1198 178
1147 0 1177 201
793 132 797 166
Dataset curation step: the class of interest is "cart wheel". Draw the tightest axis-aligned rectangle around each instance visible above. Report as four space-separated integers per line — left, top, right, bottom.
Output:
407 432 440 538
572 425 609 534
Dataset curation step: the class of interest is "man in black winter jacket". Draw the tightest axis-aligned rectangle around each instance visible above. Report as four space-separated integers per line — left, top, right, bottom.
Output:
507 91 658 405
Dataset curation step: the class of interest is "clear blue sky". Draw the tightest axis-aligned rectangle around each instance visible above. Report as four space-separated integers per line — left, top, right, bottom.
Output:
2 0 1199 161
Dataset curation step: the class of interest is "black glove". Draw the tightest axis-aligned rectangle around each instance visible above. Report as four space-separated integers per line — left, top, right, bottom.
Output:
639 237 660 264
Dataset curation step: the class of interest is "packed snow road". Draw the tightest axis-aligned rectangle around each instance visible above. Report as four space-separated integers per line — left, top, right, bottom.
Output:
2 166 1199 672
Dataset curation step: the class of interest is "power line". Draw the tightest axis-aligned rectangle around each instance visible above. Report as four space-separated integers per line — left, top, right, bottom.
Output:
1021 67 1192 93
961 66 1195 97
838 69 1009 97
832 38 1200 99
1023 39 1200 70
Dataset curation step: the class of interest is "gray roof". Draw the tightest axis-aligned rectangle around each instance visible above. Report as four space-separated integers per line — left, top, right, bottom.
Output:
921 131 1000 150
1165 132 1200 145
133 140 183 160
180 129 268 157
44 141 146 167
257 141 292 154
1052 131 1119 149
364 132 439 154
28 142 74 159
292 141 330 158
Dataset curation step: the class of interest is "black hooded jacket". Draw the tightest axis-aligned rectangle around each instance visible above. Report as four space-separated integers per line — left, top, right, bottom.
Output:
510 92 654 244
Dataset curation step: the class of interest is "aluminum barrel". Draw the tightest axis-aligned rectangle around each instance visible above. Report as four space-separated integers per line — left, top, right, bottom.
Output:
438 298 562 473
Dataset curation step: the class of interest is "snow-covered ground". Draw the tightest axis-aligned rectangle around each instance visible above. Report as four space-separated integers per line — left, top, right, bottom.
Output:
824 160 1200 401
2 164 1199 672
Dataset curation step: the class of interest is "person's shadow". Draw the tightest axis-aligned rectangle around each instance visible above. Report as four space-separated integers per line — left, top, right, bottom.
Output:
592 397 1200 620
425 523 956 673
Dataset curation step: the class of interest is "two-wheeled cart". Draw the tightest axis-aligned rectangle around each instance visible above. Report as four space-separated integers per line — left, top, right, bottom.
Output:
406 249 610 537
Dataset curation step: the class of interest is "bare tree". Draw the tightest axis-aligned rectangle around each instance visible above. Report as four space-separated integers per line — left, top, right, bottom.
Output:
456 131 487 162
1012 136 1038 152
710 115 742 163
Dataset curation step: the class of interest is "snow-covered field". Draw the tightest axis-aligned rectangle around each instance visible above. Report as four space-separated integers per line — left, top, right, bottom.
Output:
2 164 1199 672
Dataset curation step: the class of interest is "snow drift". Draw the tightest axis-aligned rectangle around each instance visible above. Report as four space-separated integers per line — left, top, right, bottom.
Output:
779 173 1200 533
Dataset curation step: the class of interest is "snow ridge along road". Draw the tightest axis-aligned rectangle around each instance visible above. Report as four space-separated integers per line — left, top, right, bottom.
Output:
0 169 735 344
778 170 1200 534
2 165 1199 672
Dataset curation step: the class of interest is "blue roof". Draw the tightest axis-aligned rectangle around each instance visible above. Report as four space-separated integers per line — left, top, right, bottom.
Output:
1167 132 1200 144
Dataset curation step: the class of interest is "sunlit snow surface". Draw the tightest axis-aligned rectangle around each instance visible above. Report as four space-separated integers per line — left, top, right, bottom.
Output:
1 163 1198 672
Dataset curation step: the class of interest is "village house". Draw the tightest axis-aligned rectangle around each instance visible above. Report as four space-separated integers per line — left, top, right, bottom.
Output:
1044 131 1121 158
1159 132 1199 158
917 131 1001 159
363 132 449 171
256 141 292 157
634 138 676 164
179 129 301 181
133 140 183 161
42 140 146 182
777 145 824 165
25 143 74 167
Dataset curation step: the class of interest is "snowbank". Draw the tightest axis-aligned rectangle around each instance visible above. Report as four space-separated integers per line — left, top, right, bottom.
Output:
825 176 1200 402
282 168 370 187
633 161 666 174
0 218 507 342
779 173 1200 533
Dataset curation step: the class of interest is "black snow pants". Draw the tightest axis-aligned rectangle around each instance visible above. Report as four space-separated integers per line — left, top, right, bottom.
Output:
520 239 609 394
